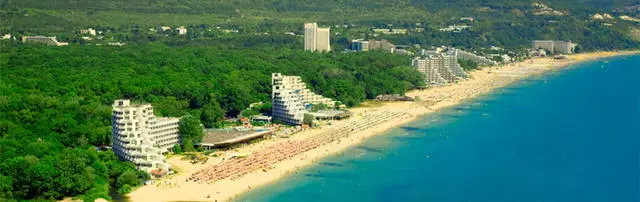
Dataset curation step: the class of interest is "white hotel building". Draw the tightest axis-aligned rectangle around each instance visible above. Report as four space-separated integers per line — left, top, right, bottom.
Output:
412 54 469 86
272 73 339 125
112 99 180 172
532 40 577 54
304 23 331 52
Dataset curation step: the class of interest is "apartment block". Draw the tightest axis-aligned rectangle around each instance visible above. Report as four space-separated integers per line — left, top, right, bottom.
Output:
552 41 577 54
350 39 395 52
272 88 306 125
304 23 331 52
112 99 180 172
532 40 577 54
448 48 498 66
412 55 468 86
412 58 447 85
272 73 339 125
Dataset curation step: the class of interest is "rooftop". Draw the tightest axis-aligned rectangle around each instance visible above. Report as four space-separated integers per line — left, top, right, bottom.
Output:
199 128 272 147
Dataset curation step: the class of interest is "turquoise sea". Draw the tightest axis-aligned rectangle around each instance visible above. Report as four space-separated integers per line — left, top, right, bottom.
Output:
238 55 640 202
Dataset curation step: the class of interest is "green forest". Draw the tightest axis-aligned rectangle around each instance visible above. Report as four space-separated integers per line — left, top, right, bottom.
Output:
1 0 638 50
0 41 423 201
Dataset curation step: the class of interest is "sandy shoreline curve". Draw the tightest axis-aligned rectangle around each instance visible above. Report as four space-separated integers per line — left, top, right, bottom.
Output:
127 51 638 202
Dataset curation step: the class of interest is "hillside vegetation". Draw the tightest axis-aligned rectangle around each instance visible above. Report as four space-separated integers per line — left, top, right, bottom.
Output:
0 41 423 201
1 0 638 50
0 0 638 201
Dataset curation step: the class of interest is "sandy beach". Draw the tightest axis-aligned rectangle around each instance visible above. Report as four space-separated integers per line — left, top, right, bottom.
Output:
127 51 638 202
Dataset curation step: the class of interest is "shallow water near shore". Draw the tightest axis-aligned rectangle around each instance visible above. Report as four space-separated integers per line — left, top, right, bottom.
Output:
237 55 640 202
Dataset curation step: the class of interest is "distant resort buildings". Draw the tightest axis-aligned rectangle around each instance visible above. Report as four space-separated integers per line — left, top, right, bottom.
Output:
176 26 188 35
112 99 180 173
439 24 471 32
1 33 12 40
154 25 188 35
271 73 343 125
411 46 506 86
80 28 97 36
447 48 498 66
21 36 68 46
372 28 408 35
532 40 577 54
304 23 331 52
350 39 396 52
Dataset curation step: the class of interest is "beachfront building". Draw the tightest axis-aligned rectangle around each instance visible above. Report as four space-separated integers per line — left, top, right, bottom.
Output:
21 36 68 46
421 47 497 66
532 40 554 53
111 99 180 172
448 48 498 66
304 23 331 52
412 54 468 86
553 41 577 54
532 40 577 54
272 88 306 125
272 73 341 125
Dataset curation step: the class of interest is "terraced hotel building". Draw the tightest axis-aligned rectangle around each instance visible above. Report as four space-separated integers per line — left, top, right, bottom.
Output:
111 99 180 172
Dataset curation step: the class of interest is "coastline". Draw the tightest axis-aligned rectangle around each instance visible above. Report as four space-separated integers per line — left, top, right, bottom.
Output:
127 51 639 202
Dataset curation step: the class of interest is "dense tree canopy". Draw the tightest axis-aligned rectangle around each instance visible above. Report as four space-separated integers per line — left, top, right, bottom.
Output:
179 115 205 152
1 0 637 51
0 41 423 200
0 0 637 200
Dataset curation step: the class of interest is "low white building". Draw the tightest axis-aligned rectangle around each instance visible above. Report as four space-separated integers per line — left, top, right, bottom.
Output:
107 42 126 46
176 26 188 35
111 99 180 172
501 54 513 63
460 17 475 22
158 26 172 32
439 25 471 32
22 36 68 46
80 28 97 36
372 28 408 35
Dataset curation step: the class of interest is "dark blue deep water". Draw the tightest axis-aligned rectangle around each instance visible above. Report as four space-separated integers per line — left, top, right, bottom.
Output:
238 55 640 202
